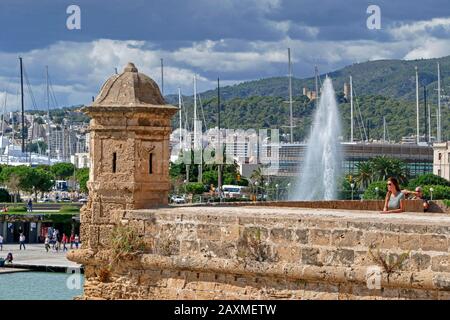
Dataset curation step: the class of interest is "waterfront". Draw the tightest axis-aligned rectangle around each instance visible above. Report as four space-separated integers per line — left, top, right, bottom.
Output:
0 244 83 300
0 271 84 300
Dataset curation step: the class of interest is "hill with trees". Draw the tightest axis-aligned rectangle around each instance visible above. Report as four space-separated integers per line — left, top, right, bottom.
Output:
167 55 450 143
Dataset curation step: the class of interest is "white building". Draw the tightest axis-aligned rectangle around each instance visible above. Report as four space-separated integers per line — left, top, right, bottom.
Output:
433 141 450 181
71 152 90 168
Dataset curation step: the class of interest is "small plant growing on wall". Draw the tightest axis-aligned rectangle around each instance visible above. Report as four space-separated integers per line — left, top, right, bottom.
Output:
110 223 146 266
368 245 410 281
237 228 277 263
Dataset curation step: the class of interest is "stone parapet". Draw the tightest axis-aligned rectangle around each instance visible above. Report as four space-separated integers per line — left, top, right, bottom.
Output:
68 206 450 300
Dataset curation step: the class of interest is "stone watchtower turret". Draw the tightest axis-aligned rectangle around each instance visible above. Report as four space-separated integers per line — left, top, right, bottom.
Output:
81 63 178 248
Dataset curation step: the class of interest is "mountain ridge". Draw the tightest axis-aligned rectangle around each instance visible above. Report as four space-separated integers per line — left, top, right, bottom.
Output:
166 55 450 104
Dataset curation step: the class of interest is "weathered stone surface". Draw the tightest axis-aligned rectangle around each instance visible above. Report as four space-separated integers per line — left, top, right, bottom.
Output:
431 255 450 273
331 230 363 247
420 235 448 252
309 229 331 246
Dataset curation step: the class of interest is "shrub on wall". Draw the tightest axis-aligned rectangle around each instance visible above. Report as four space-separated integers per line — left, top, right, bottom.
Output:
363 181 388 200
408 174 450 189
420 185 450 200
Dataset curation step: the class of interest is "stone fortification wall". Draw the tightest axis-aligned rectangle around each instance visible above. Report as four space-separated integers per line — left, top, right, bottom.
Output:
68 206 450 300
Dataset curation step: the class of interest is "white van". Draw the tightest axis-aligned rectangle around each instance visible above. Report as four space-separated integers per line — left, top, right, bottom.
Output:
222 185 247 198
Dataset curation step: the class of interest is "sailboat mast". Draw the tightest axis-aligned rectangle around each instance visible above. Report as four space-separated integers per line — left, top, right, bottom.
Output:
46 66 51 165
178 87 182 144
193 75 202 183
193 75 197 146
288 48 293 143
415 66 420 144
19 57 25 153
437 62 441 143
423 85 428 143
427 86 431 143
217 77 222 202
350 75 354 143
1 91 7 137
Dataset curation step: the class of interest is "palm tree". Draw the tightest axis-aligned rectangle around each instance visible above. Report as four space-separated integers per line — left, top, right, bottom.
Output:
250 167 265 186
354 162 374 190
250 167 266 199
370 156 408 184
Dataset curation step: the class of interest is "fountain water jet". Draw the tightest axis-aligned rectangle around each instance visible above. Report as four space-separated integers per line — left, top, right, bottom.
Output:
292 77 342 200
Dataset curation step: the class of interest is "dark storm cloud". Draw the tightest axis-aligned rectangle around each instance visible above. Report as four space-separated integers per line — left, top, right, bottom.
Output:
2 0 450 52
0 0 286 52
267 0 450 41
0 0 450 106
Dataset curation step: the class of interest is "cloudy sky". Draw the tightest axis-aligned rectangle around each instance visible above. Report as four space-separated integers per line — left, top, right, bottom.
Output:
1 0 450 109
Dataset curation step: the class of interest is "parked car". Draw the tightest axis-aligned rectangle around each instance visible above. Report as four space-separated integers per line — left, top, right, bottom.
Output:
78 198 88 204
171 195 186 204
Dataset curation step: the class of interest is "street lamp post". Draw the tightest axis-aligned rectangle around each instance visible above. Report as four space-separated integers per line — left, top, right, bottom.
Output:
275 184 279 202
264 182 269 201
430 187 434 201
254 181 259 202
375 187 379 200
287 183 291 200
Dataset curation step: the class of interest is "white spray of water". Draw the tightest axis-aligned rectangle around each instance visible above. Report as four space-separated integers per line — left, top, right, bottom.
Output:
292 77 342 200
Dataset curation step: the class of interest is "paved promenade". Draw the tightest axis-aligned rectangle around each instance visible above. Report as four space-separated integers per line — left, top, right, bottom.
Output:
0 244 82 270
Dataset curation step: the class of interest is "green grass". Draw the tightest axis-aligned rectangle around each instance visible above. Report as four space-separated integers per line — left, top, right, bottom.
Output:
59 205 80 213
1 211 76 216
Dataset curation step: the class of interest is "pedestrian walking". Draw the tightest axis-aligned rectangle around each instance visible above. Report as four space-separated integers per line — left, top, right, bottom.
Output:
74 234 79 249
44 235 50 252
69 233 75 249
0 234 3 251
61 233 68 251
52 232 57 250
19 233 26 250
27 199 33 212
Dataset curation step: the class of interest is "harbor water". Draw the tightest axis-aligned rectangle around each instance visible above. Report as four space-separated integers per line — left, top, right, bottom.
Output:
0 271 84 300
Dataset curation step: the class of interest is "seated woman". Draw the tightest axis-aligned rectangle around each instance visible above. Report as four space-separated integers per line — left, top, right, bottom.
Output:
5 252 13 263
381 177 405 214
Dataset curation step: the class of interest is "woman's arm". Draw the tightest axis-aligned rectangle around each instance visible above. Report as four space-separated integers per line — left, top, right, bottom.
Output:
381 199 405 214
382 191 390 212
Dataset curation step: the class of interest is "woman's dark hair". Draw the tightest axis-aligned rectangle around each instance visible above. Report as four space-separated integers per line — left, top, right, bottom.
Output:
388 177 401 193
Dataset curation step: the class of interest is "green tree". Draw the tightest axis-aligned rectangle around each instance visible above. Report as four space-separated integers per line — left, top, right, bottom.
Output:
3 174 21 202
26 168 55 200
185 182 205 196
354 162 374 190
51 162 75 180
408 173 450 189
75 168 89 193
250 167 266 186
369 156 408 184
363 181 388 200
26 141 48 154
0 165 31 196
420 185 450 200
